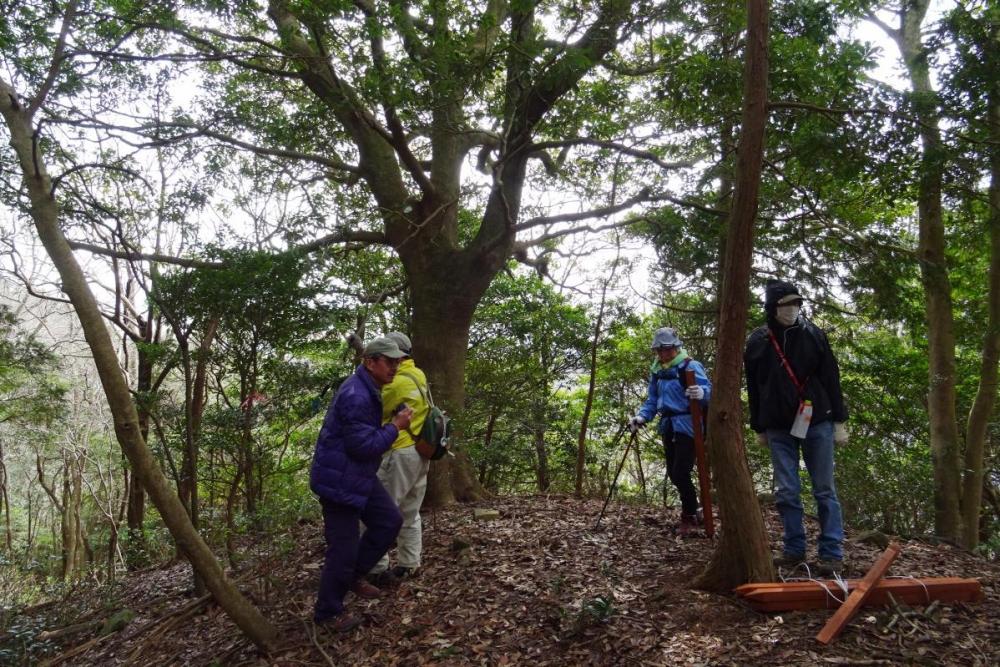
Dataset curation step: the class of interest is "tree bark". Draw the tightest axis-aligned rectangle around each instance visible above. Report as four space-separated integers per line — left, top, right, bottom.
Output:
533 424 550 493
126 341 154 566
961 81 1000 550
0 77 278 651
577 280 609 496
413 285 486 506
694 0 774 591
893 0 962 541
0 440 11 551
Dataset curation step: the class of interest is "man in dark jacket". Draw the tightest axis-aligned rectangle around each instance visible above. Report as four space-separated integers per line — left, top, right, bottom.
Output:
745 279 848 576
311 337 414 631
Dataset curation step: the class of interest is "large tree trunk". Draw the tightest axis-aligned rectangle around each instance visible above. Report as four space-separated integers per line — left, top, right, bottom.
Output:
694 0 774 591
411 263 489 506
893 0 962 541
961 83 1000 550
0 79 278 651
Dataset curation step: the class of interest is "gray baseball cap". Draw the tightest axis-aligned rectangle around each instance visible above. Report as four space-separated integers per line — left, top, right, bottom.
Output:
362 337 406 359
386 331 412 355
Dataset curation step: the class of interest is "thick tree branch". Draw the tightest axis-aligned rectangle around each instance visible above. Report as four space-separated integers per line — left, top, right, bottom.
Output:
66 227 388 269
516 190 724 232
267 0 411 213
359 6 434 194
516 188 655 231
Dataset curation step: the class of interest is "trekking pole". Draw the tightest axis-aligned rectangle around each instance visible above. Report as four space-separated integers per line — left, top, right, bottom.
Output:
686 369 715 538
594 427 638 530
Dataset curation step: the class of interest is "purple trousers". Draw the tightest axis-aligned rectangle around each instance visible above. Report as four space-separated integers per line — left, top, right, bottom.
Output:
314 481 402 622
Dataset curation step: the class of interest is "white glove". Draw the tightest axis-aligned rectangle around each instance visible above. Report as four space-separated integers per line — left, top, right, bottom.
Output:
627 415 646 434
756 432 768 447
685 385 704 401
834 422 848 446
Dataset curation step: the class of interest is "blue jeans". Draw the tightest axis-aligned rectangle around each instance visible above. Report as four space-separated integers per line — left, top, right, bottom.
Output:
314 481 402 622
768 420 844 561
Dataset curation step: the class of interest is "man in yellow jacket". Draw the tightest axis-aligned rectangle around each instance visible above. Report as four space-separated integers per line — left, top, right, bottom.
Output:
368 331 430 583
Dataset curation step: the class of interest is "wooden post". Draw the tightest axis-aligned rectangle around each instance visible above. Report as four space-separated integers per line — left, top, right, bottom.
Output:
815 542 901 645
685 369 714 538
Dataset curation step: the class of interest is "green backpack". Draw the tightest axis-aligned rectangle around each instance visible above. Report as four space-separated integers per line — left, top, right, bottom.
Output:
398 371 451 460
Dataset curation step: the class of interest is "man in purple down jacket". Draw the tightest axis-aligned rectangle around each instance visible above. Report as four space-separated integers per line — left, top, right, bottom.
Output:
311 337 414 632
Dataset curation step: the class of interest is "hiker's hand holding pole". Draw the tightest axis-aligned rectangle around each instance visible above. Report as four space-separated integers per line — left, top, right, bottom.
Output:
626 415 645 434
684 385 704 401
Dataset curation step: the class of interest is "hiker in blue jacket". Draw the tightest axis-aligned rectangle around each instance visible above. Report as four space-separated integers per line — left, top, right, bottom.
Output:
628 327 711 535
311 337 414 632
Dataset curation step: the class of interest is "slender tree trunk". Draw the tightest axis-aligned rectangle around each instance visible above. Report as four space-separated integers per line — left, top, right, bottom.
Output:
125 464 145 560
189 319 217 537
127 345 154 566
70 456 86 576
577 281 608 496
533 424 550 492
893 0 962 541
61 462 77 580
25 474 35 554
0 78 278 650
478 411 498 487
961 87 1000 550
0 440 11 551
694 0 774 591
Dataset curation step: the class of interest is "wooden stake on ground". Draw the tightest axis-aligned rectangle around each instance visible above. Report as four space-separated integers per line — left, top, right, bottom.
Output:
735 576 983 611
685 369 714 537
815 542 901 645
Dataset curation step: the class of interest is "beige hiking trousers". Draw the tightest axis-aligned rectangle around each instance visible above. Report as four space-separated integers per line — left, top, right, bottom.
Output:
369 445 429 573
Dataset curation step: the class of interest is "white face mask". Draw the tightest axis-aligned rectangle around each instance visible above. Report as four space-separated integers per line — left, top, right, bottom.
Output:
775 304 800 326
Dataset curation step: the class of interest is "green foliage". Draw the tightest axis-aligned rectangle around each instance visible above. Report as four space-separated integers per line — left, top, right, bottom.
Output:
464 269 591 492
0 304 66 427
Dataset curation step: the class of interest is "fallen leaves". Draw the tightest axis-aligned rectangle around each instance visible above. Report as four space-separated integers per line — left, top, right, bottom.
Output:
17 495 1000 666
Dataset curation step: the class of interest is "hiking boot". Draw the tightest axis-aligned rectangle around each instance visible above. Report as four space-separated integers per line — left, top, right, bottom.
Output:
316 612 362 633
367 569 402 589
351 579 383 599
772 552 806 569
390 565 417 579
817 559 844 577
676 514 699 537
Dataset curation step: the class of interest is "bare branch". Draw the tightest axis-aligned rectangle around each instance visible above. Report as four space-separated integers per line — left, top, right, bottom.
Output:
28 0 79 117
516 190 724 233
66 226 389 268
64 241 223 269
161 121 360 175
531 137 701 171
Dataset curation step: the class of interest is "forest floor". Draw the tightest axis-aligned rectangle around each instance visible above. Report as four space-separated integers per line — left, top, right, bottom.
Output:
7 495 1000 666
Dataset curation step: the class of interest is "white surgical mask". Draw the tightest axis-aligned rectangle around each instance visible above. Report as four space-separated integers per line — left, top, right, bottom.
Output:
775 304 800 326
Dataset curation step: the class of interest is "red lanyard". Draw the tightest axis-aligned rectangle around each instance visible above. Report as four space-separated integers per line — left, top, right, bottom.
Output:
767 330 805 395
